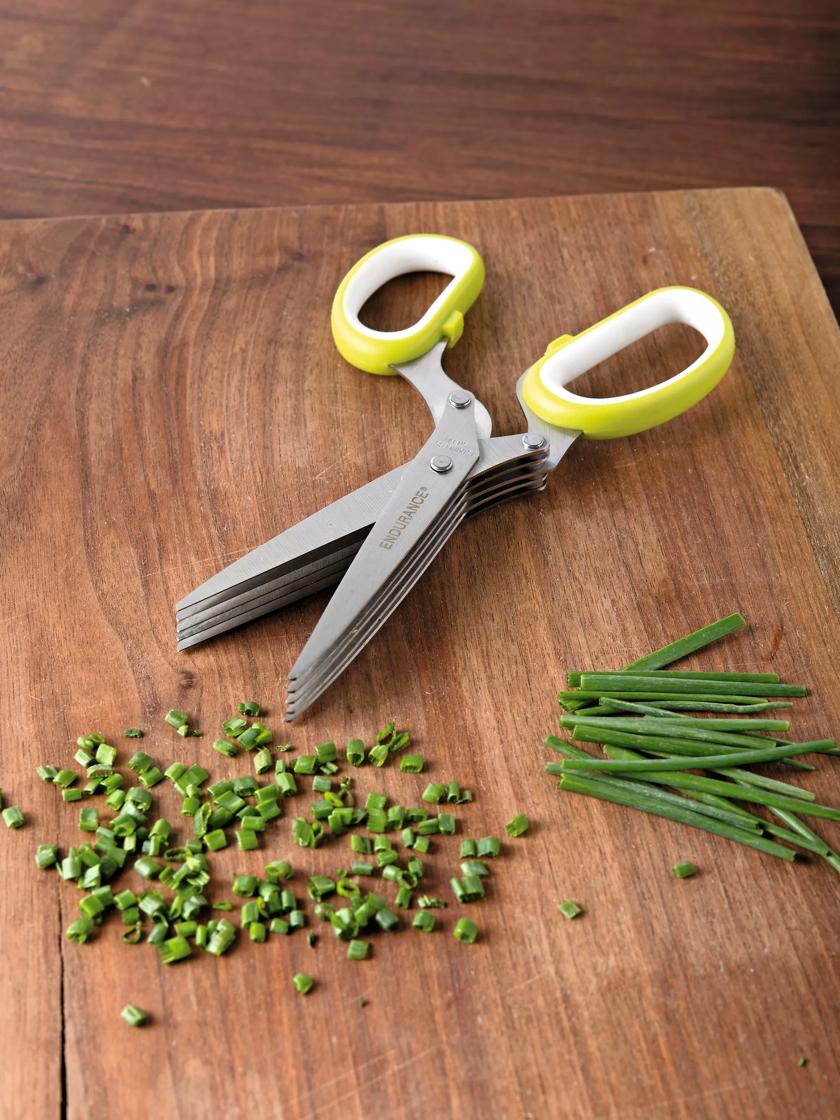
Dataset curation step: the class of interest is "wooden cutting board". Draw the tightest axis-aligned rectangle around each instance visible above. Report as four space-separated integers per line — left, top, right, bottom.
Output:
1 188 839 1120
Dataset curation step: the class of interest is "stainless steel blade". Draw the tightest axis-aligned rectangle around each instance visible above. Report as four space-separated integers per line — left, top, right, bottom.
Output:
176 462 408 619
177 436 549 648
179 459 548 651
285 392 482 704
284 447 550 716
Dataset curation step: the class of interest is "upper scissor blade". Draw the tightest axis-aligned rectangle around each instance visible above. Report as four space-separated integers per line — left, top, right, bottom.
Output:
286 397 481 706
176 463 407 622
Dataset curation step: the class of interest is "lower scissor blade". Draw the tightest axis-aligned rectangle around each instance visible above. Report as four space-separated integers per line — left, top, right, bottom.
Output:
284 399 481 715
175 463 407 639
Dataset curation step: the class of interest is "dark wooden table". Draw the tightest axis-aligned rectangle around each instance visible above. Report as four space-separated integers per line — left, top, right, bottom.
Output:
1 0 839 309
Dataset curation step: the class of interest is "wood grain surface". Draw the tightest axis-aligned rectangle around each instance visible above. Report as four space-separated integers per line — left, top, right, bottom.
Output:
1 187 839 1120
1 0 839 314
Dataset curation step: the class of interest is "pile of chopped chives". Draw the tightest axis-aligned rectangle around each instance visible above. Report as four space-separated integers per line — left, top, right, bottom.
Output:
547 613 840 872
17 712 515 1020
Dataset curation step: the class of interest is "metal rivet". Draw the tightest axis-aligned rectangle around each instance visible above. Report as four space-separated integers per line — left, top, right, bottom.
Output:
522 433 547 450
448 390 472 409
430 454 454 474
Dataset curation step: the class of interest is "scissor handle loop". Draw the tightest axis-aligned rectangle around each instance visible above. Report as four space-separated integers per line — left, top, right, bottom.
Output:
331 234 485 375
521 287 734 439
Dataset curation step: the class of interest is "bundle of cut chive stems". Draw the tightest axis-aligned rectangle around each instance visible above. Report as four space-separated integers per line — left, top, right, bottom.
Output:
546 613 840 872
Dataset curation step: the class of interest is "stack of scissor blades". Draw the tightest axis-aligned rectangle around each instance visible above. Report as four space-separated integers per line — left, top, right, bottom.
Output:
175 434 550 656
284 435 550 720
175 463 408 650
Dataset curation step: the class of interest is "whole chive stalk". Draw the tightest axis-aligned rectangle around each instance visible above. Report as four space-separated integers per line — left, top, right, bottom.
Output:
578 674 806 698
562 738 834 773
559 772 796 861
599 740 817 802
623 613 747 670
594 697 793 716
565 715 785 749
559 691 769 705
121 1004 149 1027
567 669 778 687
610 768 840 822
545 753 763 833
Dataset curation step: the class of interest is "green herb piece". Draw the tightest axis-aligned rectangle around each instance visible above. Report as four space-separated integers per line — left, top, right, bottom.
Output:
506 812 529 837
672 861 698 879
36 765 58 782
203 829 227 852
375 908 399 933
418 895 446 909
159 935 192 964
66 916 95 944
368 743 389 767
798 1056 808 1068
61 788 82 803
307 875 336 900
3 806 24 829
265 860 293 883
622 613 747 671
400 755 425 773
236 829 259 851
270 918 290 935
293 972 314 995
579 672 806 698
412 911 436 932
560 740 834 773
238 701 261 717
558 900 583 919
35 843 59 869
339 738 363 768
54 769 77 789
421 783 445 804
347 939 370 961
138 766 164 788
95 743 117 767
164 709 189 729
124 728 144 739
558 773 797 859
453 918 477 943
212 738 239 758
120 1003 149 1027
254 747 273 775
241 902 260 925
476 836 501 859
134 856 163 879
223 717 249 738
293 755 317 775
79 808 99 832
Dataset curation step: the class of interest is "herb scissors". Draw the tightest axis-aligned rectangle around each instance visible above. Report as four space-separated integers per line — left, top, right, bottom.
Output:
176 234 735 720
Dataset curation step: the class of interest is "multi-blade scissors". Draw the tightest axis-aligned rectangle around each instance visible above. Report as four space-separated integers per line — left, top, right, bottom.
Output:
176 234 735 720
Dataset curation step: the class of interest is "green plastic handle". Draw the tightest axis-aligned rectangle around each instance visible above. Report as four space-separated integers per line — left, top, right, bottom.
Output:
331 234 485 375
521 287 735 439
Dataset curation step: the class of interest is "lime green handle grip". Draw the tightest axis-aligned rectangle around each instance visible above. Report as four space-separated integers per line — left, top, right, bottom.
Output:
521 287 735 439
331 234 485 375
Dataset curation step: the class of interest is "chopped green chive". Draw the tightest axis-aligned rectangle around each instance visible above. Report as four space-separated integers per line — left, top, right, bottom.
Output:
79 808 99 832
422 783 446 804
453 917 478 943
164 709 189 729
124 728 144 739
347 939 370 961
672 861 698 879
293 972 314 995
798 1056 808 1068
35 843 59 869
238 701 261 717
400 755 424 773
505 812 529 838
413 911 436 932
121 1004 148 1027
558 900 583 919
3 806 24 829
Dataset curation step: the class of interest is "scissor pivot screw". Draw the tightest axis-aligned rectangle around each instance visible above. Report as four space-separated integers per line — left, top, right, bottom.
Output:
448 390 473 409
522 433 547 450
430 454 454 474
